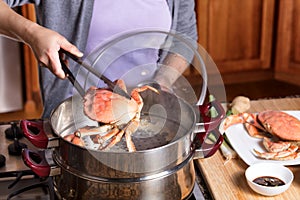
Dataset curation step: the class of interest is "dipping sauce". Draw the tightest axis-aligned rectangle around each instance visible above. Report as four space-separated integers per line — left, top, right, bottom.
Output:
253 176 285 187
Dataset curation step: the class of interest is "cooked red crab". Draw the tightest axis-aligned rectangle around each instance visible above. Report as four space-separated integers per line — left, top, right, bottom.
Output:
223 110 300 160
253 137 300 161
65 80 159 152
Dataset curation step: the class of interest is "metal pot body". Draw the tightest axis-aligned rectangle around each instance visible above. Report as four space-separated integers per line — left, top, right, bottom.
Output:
48 91 197 199
53 151 195 200
51 91 197 177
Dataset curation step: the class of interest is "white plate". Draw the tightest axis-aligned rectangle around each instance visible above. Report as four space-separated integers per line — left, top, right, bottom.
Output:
222 110 300 166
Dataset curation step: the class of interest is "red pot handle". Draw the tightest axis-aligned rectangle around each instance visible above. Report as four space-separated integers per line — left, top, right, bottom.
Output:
22 149 50 178
198 100 225 131
20 120 48 149
193 129 223 159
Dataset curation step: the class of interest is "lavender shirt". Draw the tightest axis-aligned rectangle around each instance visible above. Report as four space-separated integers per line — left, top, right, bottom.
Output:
83 0 171 89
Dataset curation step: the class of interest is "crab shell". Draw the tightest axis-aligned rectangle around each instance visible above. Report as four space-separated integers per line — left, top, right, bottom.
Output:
83 86 139 126
258 110 300 141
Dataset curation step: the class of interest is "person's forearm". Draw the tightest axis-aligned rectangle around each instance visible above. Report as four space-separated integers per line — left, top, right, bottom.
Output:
0 1 84 79
0 1 38 44
155 53 190 88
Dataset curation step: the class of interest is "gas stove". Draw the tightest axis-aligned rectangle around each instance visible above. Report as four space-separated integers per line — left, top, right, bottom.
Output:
0 121 54 200
0 121 209 200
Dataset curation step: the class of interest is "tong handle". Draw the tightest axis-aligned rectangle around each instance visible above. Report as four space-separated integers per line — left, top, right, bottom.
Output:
60 57 85 97
60 49 131 99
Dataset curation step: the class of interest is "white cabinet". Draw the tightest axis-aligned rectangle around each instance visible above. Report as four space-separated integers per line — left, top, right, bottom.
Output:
0 36 23 113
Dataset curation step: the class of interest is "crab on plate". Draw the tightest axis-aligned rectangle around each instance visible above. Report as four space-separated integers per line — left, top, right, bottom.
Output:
223 110 300 160
64 79 159 152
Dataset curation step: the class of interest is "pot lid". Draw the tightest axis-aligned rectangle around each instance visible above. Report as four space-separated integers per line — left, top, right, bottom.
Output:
65 29 226 152
72 30 226 106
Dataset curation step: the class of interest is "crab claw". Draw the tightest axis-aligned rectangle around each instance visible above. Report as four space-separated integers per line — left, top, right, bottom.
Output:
64 131 85 146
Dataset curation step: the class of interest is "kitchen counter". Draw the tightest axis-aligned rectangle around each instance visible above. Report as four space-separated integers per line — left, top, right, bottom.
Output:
195 97 300 200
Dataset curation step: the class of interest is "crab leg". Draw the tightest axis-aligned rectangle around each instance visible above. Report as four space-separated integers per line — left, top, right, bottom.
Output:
253 144 299 160
96 127 120 143
96 118 139 151
223 113 269 138
276 151 300 160
64 131 85 147
64 125 113 146
262 137 291 153
99 129 125 150
223 113 265 130
223 115 244 130
240 113 266 131
124 119 139 152
244 123 266 138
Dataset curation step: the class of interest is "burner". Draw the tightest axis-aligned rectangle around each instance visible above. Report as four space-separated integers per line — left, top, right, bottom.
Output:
8 140 27 156
5 123 23 140
0 154 5 168
7 177 56 200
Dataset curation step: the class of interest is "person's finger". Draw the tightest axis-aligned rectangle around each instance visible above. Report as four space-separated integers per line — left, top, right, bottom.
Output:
50 51 66 79
59 38 83 58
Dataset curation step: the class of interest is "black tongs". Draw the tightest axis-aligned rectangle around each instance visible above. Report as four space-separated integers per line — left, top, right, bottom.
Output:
59 49 131 99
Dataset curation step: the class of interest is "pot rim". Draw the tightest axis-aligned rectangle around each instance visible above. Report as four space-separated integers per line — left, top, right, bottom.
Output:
50 92 198 154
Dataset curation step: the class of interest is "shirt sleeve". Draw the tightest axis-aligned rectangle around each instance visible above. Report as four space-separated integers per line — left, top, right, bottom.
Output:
161 0 198 63
176 0 198 42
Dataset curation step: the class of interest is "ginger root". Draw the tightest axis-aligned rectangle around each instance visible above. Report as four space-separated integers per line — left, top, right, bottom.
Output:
230 96 250 114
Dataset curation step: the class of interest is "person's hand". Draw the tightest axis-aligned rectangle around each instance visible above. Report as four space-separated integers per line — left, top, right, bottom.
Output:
0 2 82 79
24 24 83 79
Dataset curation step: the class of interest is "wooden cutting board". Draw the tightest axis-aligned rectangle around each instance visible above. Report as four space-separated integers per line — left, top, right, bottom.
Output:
195 98 300 200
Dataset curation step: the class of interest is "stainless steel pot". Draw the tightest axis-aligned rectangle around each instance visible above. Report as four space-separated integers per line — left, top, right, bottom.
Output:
21 29 226 200
21 91 224 200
